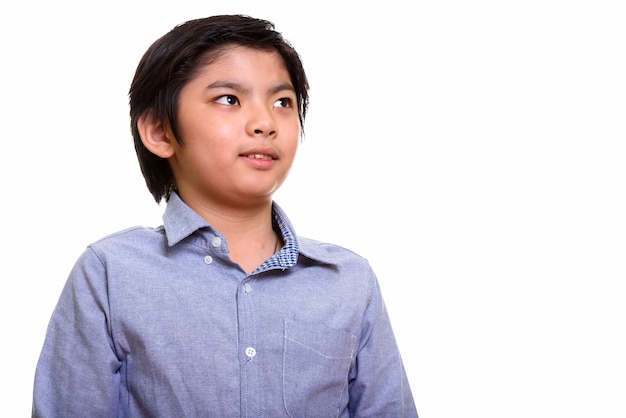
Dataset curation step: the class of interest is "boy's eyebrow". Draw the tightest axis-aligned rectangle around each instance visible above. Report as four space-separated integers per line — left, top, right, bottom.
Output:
206 80 245 91
206 80 295 95
268 82 296 96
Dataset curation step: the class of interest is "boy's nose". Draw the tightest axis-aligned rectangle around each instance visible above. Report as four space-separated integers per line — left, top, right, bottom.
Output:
247 105 277 138
254 128 276 136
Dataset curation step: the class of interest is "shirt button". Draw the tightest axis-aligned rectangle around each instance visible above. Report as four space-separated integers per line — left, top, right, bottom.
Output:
211 237 222 248
204 255 213 264
244 283 252 294
245 347 257 358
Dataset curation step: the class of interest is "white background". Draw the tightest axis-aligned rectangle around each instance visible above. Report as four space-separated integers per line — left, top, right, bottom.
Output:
1 0 625 417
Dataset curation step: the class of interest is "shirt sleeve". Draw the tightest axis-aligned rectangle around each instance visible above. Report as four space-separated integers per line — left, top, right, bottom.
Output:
33 247 121 418
347 274 419 417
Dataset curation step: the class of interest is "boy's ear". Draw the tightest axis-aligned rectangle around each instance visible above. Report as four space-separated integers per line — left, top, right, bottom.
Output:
137 111 176 158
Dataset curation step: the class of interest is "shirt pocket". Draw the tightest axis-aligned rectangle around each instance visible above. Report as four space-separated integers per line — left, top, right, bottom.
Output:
282 320 357 418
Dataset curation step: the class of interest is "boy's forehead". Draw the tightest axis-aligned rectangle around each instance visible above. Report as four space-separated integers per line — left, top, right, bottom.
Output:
185 46 292 92
197 46 287 75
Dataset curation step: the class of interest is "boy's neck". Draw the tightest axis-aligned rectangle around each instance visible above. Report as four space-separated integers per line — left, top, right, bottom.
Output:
177 192 278 262
195 200 280 274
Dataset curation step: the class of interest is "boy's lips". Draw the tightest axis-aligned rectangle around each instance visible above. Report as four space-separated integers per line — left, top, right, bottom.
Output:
244 153 273 160
239 147 278 160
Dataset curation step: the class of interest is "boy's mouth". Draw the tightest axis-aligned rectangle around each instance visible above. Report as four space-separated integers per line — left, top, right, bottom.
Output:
245 154 274 160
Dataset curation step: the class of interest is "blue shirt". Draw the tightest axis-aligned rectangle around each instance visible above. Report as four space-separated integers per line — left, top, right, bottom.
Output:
33 193 418 417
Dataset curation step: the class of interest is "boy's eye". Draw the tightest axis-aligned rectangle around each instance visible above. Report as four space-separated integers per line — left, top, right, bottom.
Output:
215 95 239 106
274 97 293 108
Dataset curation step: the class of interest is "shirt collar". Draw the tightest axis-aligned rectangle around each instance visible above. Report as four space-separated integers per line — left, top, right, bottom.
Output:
270 203 336 266
162 192 212 247
162 192 338 268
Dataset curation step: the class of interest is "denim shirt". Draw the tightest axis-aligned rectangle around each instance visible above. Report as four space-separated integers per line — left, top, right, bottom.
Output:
33 193 418 417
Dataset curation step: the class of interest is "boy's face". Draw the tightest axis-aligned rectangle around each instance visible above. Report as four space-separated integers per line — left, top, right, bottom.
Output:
169 46 300 208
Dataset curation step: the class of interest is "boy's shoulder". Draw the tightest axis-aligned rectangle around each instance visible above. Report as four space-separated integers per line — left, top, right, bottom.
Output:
93 225 165 242
298 235 371 266
86 225 166 252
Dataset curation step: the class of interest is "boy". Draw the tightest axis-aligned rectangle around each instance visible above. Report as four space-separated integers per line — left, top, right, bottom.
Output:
33 14 418 417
